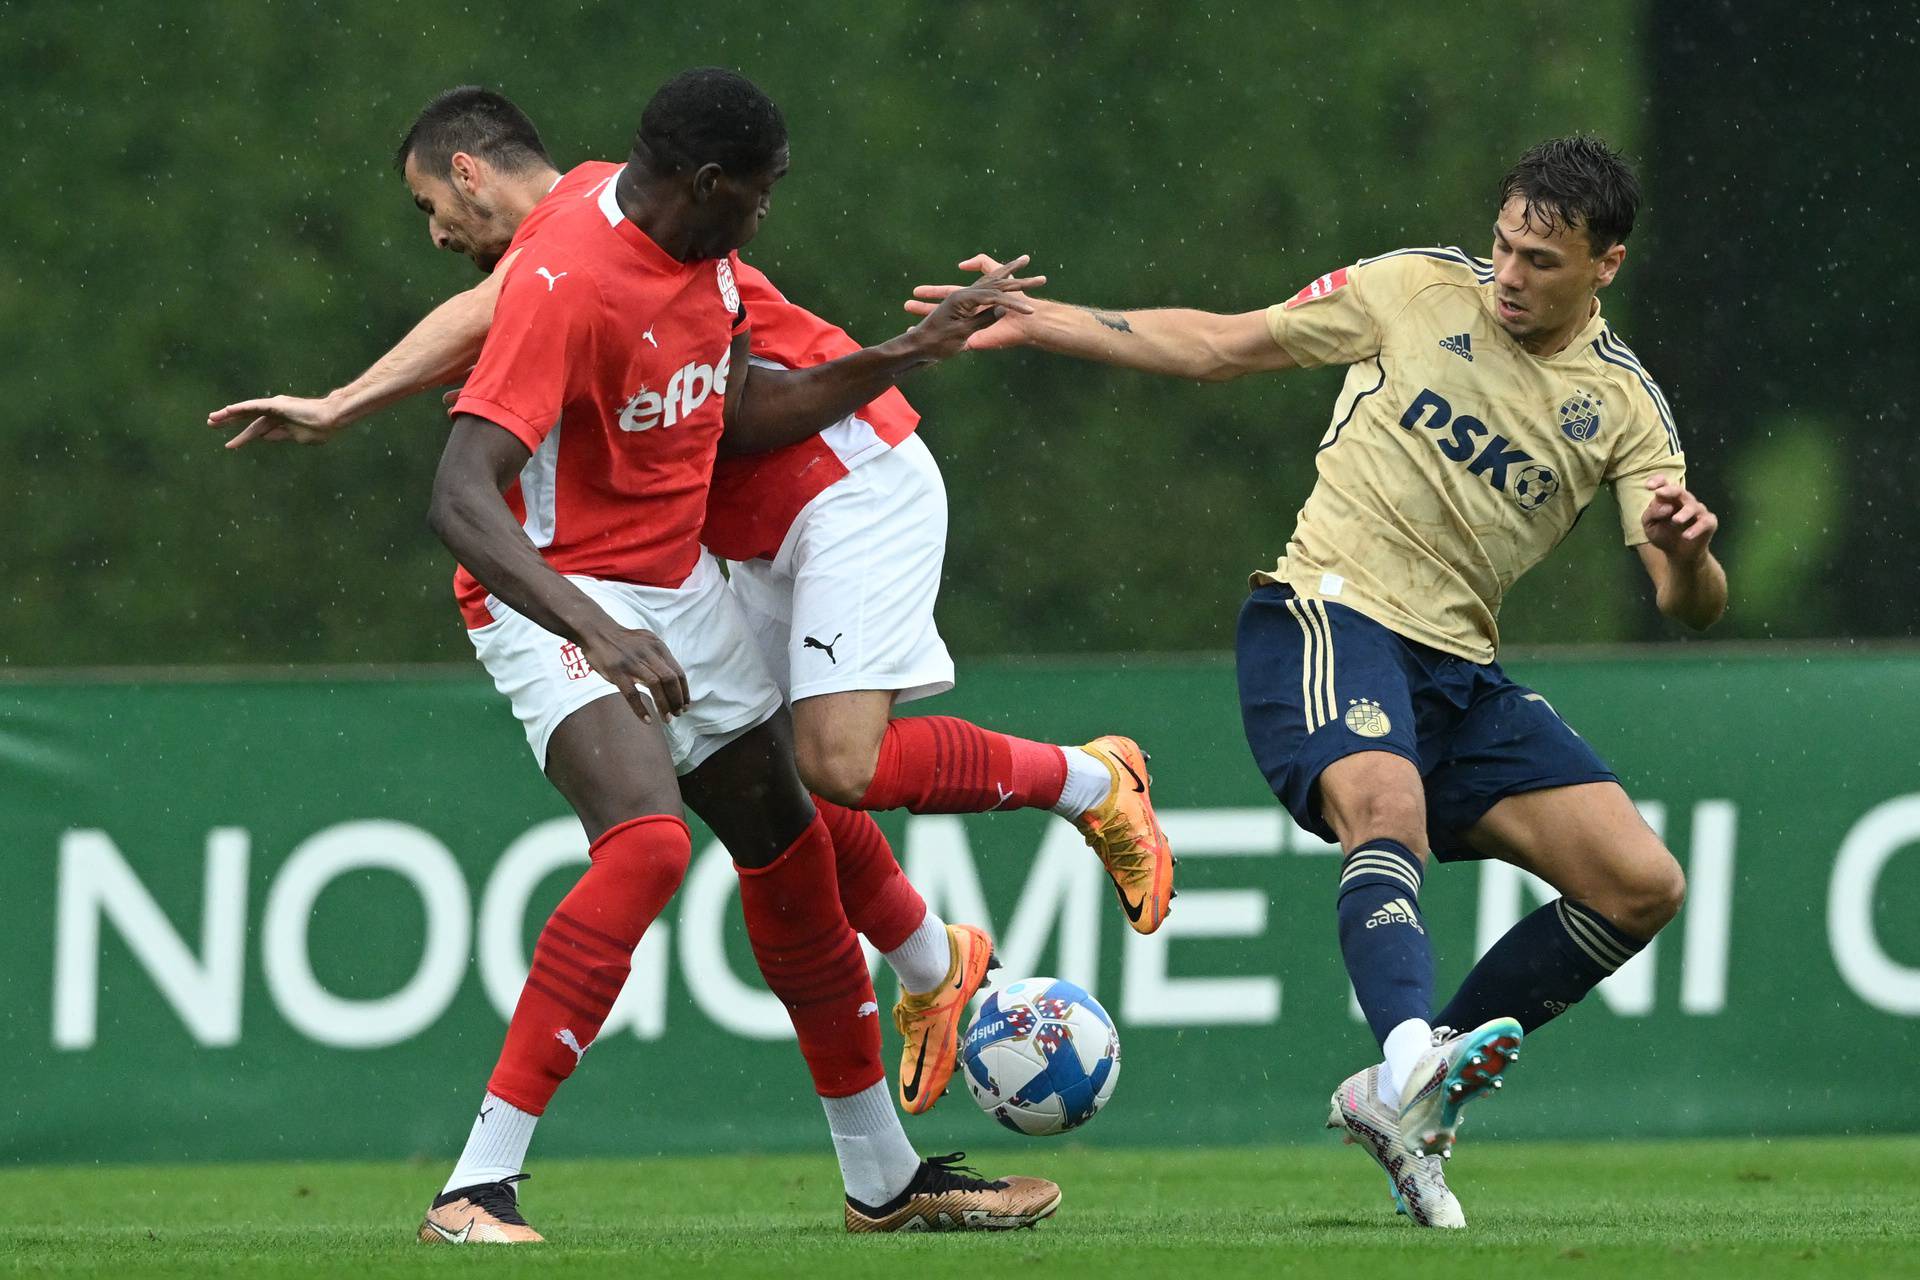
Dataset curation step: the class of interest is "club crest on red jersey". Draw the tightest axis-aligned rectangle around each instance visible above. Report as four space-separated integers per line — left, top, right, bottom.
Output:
716 259 741 313
1284 267 1350 309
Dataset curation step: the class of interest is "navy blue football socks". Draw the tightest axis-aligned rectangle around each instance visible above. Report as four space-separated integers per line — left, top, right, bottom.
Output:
1436 896 1646 1034
1336 838 1434 1047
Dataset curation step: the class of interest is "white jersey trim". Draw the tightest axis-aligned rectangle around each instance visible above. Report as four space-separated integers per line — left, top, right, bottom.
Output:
520 417 563 548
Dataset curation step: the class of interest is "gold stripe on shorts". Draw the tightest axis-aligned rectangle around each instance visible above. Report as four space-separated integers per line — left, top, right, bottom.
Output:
1306 599 1338 728
1286 598 1322 731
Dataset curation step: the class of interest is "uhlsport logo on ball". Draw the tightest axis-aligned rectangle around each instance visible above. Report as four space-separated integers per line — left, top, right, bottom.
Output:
961 977 1121 1136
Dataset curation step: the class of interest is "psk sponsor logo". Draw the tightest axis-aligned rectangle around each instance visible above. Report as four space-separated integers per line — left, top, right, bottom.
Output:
1558 389 1604 443
559 642 591 680
1398 387 1560 513
1344 698 1391 738
716 258 741 312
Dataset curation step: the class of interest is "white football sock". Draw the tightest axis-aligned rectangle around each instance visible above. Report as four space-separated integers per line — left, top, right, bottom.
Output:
443 1091 538 1194
822 1079 923 1206
1050 747 1114 817
884 911 953 996
1379 1018 1434 1111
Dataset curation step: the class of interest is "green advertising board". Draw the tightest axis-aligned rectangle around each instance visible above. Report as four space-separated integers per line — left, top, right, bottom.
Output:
4 651 1917 1167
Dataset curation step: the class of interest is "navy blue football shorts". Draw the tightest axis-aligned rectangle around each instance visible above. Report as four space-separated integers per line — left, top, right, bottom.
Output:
1236 584 1617 859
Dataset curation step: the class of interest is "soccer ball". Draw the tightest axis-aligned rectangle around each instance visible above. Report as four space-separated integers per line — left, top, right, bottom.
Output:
960 977 1120 1136
1512 462 1561 513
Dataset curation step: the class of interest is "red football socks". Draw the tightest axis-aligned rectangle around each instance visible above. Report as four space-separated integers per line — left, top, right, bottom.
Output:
816 798 926 953
736 813 886 1098
855 715 1068 814
487 814 691 1115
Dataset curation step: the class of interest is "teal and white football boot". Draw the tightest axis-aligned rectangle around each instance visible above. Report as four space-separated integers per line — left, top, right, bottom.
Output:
1326 1064 1466 1229
1398 1017 1523 1158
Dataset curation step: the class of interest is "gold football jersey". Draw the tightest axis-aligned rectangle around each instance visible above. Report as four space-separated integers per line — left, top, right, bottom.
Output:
1257 246 1685 662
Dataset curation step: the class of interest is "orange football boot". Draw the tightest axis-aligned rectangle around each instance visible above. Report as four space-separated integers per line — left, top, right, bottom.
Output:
894 924 998 1114
1071 736 1176 934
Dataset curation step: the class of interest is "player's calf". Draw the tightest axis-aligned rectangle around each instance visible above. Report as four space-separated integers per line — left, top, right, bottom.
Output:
1436 895 1658 1035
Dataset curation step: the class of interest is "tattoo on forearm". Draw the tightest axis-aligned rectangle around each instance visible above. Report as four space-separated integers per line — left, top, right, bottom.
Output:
1076 305 1133 334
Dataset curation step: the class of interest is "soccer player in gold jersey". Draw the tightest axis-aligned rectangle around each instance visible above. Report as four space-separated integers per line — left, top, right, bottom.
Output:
911 136 1725 1228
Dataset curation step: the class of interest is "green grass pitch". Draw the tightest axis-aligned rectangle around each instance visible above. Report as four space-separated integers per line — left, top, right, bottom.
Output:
5 1137 1916 1278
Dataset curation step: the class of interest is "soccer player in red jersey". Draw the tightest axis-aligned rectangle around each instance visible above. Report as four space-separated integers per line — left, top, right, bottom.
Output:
211 87 1177 1117
227 71 1065 1239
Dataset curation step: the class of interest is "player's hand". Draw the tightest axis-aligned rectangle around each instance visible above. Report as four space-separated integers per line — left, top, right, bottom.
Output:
905 254 1044 353
579 626 690 724
206 394 347 449
1641 474 1718 561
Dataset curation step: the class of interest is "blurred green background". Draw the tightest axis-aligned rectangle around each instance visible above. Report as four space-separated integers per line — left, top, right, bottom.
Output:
4 0 1911 666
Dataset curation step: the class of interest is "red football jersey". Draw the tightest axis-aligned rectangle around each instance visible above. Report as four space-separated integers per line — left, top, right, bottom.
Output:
510 164 922 562
450 165 747 627
702 263 922 561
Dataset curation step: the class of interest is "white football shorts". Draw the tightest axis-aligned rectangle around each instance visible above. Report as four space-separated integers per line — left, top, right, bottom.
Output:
727 432 956 706
466 553 783 773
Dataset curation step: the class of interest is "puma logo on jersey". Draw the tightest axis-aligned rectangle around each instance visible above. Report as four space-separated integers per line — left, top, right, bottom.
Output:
1365 897 1424 933
555 1028 588 1062
535 267 567 291
642 328 659 348
1398 387 1558 513
618 349 732 432
856 1001 878 1018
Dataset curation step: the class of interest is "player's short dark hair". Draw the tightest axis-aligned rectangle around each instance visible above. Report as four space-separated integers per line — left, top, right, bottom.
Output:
1498 135 1640 255
394 85 551 176
634 67 786 178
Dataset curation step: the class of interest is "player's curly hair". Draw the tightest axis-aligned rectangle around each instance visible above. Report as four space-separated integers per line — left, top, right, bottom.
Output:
1499 135 1640 255
394 86 551 176
634 67 787 179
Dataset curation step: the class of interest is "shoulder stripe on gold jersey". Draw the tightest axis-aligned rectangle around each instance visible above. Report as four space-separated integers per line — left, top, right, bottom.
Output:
1357 245 1494 283
1595 329 1677 427
1592 328 1680 454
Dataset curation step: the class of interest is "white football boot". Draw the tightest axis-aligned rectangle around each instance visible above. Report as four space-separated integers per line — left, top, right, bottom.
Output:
1397 1017 1523 1158
1326 1065 1466 1229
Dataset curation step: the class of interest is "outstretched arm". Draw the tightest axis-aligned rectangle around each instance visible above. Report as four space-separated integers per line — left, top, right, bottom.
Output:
207 250 517 447
719 257 1044 456
906 254 1297 382
1635 473 1727 630
427 415 690 722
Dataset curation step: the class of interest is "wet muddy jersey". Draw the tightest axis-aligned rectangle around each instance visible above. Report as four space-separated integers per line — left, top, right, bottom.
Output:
1256 246 1685 661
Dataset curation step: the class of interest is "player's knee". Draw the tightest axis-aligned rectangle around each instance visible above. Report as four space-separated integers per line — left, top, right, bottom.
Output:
1333 789 1428 855
795 736 878 807
1603 848 1686 938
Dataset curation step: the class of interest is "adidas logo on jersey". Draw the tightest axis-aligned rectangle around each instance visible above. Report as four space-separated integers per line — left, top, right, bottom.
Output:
618 349 733 432
1365 897 1424 933
1438 332 1473 361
